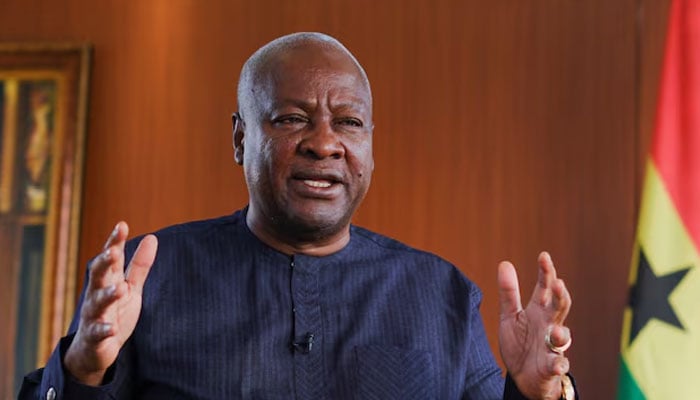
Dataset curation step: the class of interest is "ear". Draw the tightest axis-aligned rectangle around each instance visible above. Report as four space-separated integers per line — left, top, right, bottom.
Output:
232 112 245 165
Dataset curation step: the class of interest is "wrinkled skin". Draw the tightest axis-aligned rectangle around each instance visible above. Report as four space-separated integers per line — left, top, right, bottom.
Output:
499 252 573 399
234 43 374 255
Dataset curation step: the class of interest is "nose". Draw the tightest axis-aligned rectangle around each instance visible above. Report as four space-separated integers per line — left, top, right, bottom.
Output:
298 119 345 160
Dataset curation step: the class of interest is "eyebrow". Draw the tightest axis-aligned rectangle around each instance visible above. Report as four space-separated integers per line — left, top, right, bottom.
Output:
271 98 370 115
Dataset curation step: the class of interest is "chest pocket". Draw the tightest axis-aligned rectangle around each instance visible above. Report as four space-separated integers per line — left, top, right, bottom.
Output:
354 345 435 400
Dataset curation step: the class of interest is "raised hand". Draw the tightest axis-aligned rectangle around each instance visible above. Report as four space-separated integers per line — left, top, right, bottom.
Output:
498 252 573 400
63 222 158 386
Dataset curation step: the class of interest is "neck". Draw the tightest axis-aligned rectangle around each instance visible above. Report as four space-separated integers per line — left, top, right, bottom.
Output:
246 208 351 257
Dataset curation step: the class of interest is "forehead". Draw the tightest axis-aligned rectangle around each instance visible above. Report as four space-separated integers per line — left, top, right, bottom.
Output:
254 45 372 111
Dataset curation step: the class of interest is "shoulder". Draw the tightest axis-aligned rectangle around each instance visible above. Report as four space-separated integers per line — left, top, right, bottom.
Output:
152 213 241 240
124 210 245 256
348 226 486 329
350 225 482 300
351 225 457 269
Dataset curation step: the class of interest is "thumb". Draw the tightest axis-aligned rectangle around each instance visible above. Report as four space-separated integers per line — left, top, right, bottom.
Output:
125 234 158 292
498 261 522 318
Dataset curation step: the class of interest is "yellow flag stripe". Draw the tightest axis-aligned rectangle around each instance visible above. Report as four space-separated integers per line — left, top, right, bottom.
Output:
620 160 700 399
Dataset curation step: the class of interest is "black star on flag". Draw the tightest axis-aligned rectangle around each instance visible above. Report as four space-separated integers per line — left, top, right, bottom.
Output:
628 248 692 345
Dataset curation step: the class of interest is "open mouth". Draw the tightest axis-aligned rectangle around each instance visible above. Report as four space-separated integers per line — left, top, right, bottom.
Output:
291 172 344 198
303 179 333 188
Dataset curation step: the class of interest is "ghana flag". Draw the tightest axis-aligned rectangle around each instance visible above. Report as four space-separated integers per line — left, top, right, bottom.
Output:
617 0 700 398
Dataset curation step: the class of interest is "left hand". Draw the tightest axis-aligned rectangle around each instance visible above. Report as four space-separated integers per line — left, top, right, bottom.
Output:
498 251 573 400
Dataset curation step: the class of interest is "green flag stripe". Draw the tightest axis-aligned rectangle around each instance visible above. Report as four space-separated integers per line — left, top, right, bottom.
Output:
617 357 646 400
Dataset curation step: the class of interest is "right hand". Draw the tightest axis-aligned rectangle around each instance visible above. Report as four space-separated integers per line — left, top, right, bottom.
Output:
64 222 158 386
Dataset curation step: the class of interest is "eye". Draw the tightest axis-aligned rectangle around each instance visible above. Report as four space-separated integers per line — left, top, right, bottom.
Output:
336 117 363 128
272 114 309 126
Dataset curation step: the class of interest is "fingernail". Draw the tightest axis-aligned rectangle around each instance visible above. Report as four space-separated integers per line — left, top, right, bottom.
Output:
111 223 120 238
105 284 116 297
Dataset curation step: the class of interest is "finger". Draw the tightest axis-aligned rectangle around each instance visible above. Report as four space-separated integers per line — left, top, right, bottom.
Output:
537 251 557 290
87 247 118 292
551 278 572 322
110 222 129 276
83 321 116 344
550 355 570 376
81 281 127 320
547 325 572 348
89 222 129 291
103 221 127 250
498 261 523 318
532 251 558 306
125 234 158 293
546 325 572 355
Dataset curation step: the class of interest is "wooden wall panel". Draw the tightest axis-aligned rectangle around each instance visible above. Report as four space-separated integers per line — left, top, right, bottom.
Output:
0 0 670 398
0 223 19 397
639 0 672 188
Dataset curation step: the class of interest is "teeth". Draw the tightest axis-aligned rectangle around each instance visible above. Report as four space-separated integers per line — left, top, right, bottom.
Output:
303 180 332 188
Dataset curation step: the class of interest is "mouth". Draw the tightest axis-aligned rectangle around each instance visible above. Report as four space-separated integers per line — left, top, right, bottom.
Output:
291 171 344 198
302 179 334 188
293 170 344 185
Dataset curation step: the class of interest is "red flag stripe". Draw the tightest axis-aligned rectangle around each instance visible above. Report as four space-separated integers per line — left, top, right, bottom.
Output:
651 0 700 250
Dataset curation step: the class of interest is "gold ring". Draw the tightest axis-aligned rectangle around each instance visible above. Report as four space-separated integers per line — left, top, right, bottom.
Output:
545 330 572 354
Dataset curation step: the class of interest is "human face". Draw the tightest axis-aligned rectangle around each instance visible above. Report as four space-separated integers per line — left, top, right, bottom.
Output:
238 45 374 244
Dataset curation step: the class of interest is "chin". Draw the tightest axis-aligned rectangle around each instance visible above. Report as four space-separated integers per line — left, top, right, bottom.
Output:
283 207 350 238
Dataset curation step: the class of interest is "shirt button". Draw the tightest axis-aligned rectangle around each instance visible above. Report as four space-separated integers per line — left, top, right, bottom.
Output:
46 387 56 400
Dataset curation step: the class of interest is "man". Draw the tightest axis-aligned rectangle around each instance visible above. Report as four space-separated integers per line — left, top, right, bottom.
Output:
20 32 576 399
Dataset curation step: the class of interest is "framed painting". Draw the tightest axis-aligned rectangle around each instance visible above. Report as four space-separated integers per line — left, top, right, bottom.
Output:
0 43 91 398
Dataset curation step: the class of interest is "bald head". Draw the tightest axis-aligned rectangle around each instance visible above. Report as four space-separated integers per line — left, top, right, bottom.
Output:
236 32 371 120
232 32 375 254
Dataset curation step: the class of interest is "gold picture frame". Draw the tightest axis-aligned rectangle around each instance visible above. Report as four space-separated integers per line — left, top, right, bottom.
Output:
0 43 91 398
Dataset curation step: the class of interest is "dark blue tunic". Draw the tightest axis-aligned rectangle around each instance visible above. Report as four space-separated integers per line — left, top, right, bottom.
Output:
21 208 535 400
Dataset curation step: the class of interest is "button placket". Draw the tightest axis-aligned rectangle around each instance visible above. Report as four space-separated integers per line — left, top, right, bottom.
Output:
290 257 325 399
